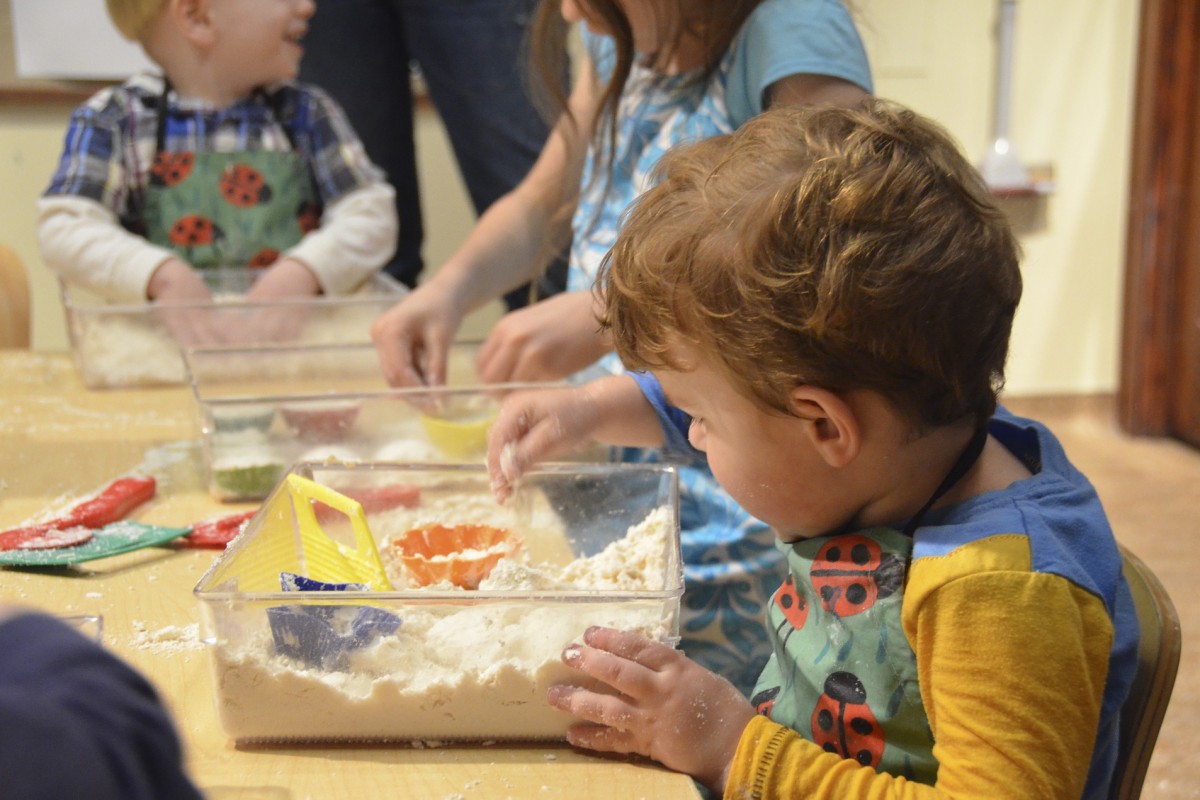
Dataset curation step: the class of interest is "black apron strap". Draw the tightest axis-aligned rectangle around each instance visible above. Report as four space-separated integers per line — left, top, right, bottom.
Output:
901 425 989 537
154 76 171 153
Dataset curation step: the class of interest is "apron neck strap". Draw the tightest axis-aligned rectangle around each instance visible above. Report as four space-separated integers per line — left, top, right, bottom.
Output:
901 425 989 537
154 79 295 152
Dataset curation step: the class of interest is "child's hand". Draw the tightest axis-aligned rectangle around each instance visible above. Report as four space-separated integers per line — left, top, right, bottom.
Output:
371 277 468 388
243 258 321 302
486 385 600 502
147 258 213 304
476 291 611 384
147 258 225 346
549 626 754 795
241 258 320 342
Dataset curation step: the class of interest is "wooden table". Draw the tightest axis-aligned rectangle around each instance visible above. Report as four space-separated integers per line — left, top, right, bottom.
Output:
0 350 701 800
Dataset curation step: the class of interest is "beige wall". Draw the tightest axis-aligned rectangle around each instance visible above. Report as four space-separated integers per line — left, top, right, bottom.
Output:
0 0 1138 394
859 0 1139 395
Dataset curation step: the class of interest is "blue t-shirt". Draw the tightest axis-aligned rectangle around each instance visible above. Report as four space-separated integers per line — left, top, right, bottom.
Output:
571 0 872 293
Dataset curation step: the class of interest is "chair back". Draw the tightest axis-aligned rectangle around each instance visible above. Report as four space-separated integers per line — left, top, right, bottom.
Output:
0 244 31 348
1110 546 1181 799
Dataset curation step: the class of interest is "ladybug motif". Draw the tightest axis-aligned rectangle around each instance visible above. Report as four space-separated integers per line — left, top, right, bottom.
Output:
220 163 273 207
771 574 809 650
750 685 780 717
168 215 223 247
774 574 809 629
150 152 194 187
810 534 904 618
248 247 280 268
811 671 884 768
296 200 321 234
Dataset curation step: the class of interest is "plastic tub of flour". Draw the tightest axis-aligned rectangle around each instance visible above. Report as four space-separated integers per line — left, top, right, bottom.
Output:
193 461 682 744
60 268 407 389
184 342 579 502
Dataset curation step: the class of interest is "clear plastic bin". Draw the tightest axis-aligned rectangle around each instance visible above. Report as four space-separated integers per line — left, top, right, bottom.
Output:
61 268 406 389
193 461 682 744
185 342 564 501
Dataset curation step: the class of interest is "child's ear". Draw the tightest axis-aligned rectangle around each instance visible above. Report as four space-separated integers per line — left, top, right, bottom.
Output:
169 0 216 46
788 386 861 469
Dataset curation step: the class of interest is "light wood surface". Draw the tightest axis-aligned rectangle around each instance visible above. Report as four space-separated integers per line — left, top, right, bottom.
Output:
0 350 702 800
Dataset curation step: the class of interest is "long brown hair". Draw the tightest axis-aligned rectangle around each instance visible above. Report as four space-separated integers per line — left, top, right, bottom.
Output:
529 0 765 170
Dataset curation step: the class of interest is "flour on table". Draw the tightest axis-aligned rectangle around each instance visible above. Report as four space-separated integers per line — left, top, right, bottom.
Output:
130 620 203 654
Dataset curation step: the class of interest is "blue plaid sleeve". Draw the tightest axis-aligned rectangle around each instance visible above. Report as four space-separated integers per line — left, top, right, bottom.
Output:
283 84 385 205
43 90 129 212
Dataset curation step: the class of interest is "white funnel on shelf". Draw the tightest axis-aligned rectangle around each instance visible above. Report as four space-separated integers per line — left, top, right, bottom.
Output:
980 0 1031 191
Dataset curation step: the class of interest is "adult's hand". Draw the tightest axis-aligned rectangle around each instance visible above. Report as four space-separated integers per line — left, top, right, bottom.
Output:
475 290 610 384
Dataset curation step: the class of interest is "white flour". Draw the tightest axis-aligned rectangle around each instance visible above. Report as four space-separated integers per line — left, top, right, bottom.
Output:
71 292 393 388
208 507 677 743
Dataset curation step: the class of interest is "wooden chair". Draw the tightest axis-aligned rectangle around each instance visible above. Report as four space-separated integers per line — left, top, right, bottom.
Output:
0 244 31 348
1110 546 1182 799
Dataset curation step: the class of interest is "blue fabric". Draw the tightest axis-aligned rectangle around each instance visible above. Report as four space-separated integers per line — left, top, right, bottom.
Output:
629 371 698 459
725 0 873 125
299 0 568 305
914 407 1140 800
0 613 203 800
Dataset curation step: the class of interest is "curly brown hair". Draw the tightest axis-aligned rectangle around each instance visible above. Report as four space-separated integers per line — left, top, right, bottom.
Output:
599 99 1022 431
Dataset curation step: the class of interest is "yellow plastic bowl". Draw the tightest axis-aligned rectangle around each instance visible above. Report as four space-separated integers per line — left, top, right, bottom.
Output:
420 409 495 458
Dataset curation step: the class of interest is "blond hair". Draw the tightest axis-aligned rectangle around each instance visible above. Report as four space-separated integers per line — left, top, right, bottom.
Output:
105 0 166 41
600 99 1023 431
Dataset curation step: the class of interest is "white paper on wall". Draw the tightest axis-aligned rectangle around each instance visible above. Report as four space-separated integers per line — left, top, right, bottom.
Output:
10 0 154 79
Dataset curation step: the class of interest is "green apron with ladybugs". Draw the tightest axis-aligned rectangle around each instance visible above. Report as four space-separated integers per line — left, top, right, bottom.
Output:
142 85 322 271
751 528 937 784
748 428 989 785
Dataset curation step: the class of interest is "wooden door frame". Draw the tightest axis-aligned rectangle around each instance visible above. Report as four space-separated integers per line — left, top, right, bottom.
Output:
1119 0 1200 437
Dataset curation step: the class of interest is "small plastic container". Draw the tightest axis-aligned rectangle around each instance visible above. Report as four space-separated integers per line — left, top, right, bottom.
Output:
193 461 682 744
61 268 407 389
185 342 566 502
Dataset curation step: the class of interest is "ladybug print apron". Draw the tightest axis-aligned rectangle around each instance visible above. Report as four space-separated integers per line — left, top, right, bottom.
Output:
752 527 937 782
142 83 322 271
749 427 990 785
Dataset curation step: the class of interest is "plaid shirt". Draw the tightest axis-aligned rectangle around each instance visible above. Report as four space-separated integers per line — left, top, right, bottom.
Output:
44 73 384 233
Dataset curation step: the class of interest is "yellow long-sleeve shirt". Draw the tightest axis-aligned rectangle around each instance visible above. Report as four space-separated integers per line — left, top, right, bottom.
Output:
726 534 1123 799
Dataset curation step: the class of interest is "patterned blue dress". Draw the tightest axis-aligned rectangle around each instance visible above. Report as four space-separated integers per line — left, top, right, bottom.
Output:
568 0 873 694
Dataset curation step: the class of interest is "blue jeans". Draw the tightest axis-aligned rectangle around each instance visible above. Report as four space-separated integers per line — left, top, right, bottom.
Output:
300 0 568 308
